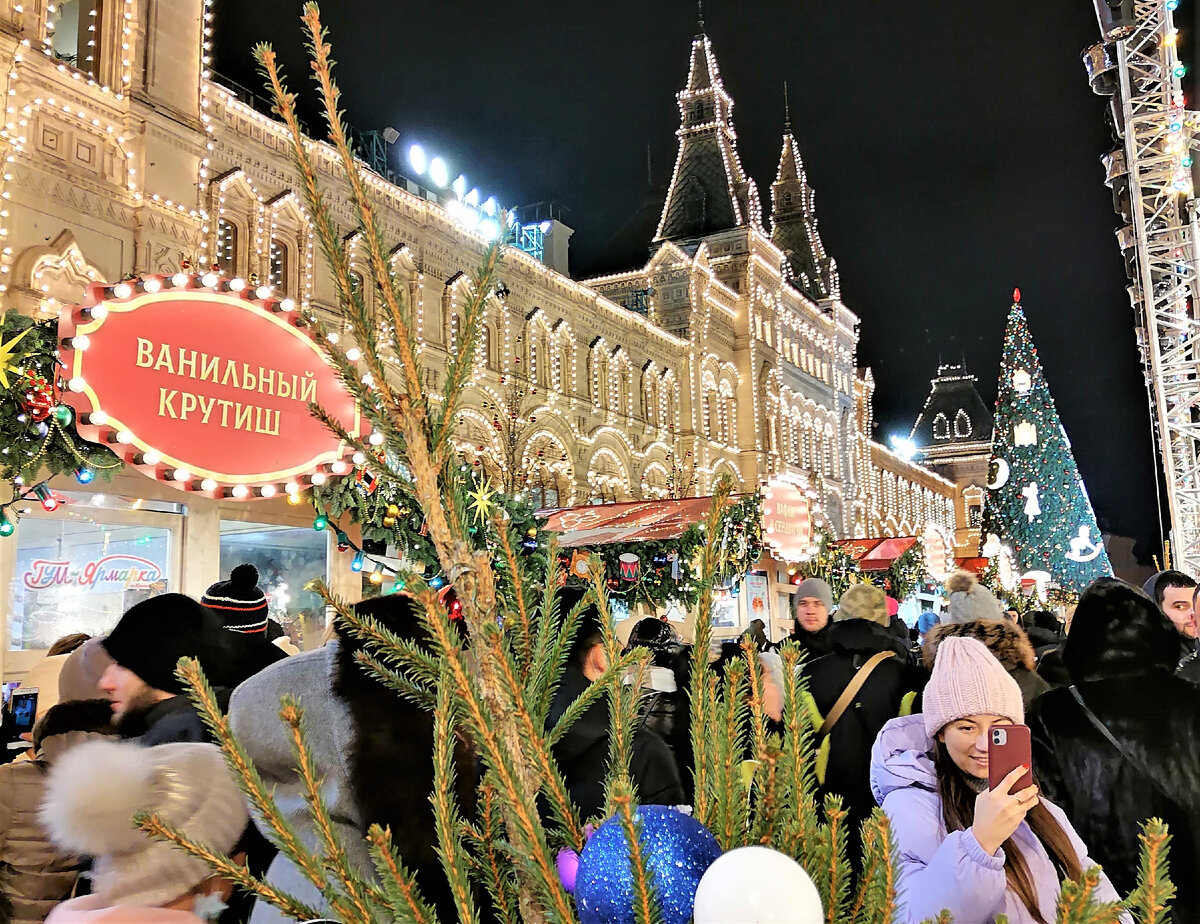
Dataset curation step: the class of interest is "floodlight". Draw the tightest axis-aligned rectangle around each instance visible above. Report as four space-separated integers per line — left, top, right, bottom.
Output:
428 156 449 187
408 144 427 175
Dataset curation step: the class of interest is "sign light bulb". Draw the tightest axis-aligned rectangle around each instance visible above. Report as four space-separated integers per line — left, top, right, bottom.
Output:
201 272 219 288
201 478 218 492
310 472 327 486
142 277 162 293
330 461 348 475
68 377 86 392
172 468 191 482
255 285 272 299
171 272 189 287
278 298 295 312
115 429 133 444
71 335 90 350
112 282 132 299
369 431 385 446
259 484 277 498
141 450 160 466
352 452 366 465
86 304 108 320
229 278 246 292
231 484 250 498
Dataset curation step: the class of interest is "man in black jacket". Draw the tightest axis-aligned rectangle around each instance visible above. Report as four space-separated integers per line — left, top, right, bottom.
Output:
99 593 273 745
804 583 922 868
547 596 684 819
1029 578 1200 921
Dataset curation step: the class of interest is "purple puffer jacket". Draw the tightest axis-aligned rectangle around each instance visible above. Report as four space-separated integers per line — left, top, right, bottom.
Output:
870 714 1128 924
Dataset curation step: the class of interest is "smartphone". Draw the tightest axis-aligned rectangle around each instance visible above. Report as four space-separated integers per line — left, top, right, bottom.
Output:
9 687 37 736
988 723 1033 793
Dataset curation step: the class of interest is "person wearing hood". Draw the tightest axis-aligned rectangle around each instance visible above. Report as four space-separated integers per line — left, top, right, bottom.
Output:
871 636 1124 924
786 577 834 660
940 570 1004 624
924 619 1051 708
1028 578 1200 920
40 739 248 923
803 583 922 871
230 593 478 924
1141 570 1198 667
0 700 116 923
547 588 684 818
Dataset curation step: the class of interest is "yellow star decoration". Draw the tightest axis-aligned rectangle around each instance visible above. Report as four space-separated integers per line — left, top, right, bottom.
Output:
467 480 497 525
0 319 33 389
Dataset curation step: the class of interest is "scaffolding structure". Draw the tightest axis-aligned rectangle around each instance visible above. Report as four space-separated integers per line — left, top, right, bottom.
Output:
1087 1 1200 573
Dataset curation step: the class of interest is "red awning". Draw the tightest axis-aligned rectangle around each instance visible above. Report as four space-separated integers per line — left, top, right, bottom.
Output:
955 556 989 576
539 496 726 547
830 536 918 571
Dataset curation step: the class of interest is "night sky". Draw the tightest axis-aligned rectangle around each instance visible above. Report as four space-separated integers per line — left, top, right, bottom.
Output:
213 0 1177 558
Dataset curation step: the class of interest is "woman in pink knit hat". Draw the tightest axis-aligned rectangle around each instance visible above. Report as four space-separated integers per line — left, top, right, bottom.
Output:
869 636 1126 924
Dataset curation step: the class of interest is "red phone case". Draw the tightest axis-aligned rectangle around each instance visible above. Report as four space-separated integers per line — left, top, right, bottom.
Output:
987 724 1033 792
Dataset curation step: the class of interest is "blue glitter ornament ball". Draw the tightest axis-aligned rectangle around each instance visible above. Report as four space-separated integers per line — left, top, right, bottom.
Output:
574 806 722 924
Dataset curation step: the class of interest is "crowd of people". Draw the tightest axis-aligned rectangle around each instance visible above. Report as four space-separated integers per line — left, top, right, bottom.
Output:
0 562 1197 923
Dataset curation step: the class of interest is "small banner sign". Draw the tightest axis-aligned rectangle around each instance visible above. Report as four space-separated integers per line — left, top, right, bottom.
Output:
58 275 362 499
762 479 813 563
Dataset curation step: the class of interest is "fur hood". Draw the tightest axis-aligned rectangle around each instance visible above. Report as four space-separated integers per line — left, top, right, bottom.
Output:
1064 578 1180 683
331 594 476 920
923 618 1036 672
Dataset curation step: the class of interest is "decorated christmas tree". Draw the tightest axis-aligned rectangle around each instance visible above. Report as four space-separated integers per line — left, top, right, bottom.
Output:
982 289 1113 594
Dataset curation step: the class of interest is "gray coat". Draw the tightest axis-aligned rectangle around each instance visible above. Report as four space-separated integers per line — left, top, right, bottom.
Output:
0 732 101 923
229 642 374 924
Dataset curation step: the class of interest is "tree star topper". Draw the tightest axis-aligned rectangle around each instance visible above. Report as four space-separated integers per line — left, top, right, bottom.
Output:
468 480 497 524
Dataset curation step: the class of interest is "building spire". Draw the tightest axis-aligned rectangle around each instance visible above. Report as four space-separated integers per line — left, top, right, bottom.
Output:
770 111 839 301
653 25 763 242
697 0 704 33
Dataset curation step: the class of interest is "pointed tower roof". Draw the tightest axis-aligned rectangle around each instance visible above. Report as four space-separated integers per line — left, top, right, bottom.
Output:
770 95 839 301
654 23 763 243
909 361 994 453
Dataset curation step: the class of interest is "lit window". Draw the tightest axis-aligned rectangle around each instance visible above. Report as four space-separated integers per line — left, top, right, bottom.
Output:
216 219 238 275
47 0 101 77
269 238 289 294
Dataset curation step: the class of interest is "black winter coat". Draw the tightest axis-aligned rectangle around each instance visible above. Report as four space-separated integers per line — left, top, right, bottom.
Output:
783 619 833 664
804 619 923 847
547 665 684 819
1028 579 1200 920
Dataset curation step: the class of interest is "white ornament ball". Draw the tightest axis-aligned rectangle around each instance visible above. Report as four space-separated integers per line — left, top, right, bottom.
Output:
693 846 822 924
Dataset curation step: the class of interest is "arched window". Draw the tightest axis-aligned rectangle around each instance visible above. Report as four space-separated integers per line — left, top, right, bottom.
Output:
953 409 973 438
216 219 238 275
784 192 792 208
932 412 950 440
269 237 290 294
481 324 495 370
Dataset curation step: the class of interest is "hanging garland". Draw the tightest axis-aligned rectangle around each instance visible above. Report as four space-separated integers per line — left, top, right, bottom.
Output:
883 540 926 604
0 312 119 530
308 460 546 591
799 534 860 602
559 492 765 609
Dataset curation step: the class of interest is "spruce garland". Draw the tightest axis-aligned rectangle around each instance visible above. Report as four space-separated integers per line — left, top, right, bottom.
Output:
0 312 118 497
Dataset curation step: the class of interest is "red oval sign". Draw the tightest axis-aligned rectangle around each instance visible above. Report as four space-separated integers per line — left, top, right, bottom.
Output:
762 479 813 562
58 276 362 498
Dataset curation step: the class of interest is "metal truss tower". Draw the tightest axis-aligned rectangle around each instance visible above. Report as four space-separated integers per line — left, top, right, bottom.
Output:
1086 1 1200 573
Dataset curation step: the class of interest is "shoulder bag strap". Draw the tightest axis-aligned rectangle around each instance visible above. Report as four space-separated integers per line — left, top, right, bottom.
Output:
1068 685 1168 796
817 650 894 738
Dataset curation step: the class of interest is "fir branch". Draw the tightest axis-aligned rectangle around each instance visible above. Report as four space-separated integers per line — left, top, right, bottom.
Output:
175 658 363 921
493 513 535 681
136 812 324 923
472 785 522 924
363 825 438 924
1055 866 1123 923
532 576 590 723
279 695 382 923
351 648 436 710
1125 818 1174 924
741 637 769 761
612 788 666 924
815 795 851 924
432 667 481 924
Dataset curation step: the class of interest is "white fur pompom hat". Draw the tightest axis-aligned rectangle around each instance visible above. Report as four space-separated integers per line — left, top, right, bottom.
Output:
40 738 248 907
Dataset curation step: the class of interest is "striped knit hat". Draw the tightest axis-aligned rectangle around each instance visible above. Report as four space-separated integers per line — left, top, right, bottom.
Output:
202 563 269 633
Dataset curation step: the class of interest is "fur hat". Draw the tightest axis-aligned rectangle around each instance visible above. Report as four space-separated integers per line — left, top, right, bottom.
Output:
101 594 235 694
835 583 890 626
793 578 833 613
923 636 1024 737
1065 578 1182 683
202 564 270 633
941 571 1003 624
922 618 1037 673
57 637 114 703
41 739 247 907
